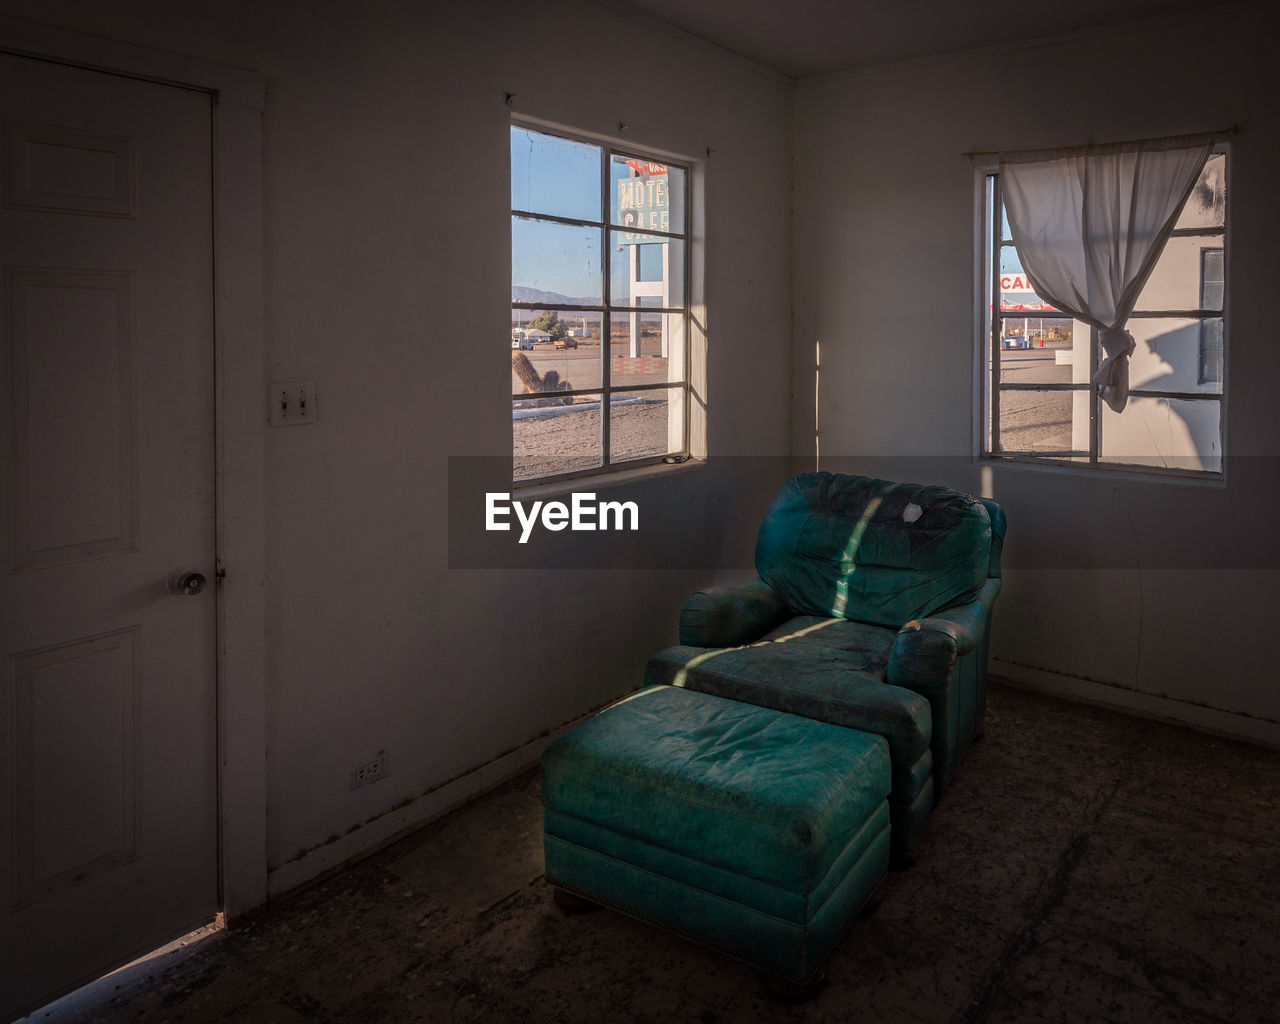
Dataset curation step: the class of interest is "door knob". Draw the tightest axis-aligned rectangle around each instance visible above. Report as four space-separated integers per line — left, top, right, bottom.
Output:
168 568 208 596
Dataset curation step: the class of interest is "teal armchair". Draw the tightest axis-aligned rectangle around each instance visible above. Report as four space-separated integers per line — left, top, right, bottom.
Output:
645 472 1005 861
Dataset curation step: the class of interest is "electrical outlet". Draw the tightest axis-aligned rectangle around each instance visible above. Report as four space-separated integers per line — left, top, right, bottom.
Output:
348 752 389 790
268 380 317 426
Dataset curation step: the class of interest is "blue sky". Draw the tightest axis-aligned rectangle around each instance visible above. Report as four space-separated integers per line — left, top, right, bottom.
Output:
511 126 683 305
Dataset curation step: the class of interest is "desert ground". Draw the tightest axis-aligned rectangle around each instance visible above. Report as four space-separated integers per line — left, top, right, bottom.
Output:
990 344 1076 452
509 339 668 394
512 340 676 479
513 398 672 480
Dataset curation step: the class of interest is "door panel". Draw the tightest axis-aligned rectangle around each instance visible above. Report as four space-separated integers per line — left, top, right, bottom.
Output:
1 53 216 1020
13 629 139 908
5 119 135 218
8 269 138 568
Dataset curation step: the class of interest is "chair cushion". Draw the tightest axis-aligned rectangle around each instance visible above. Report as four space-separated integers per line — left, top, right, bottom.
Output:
541 686 890 893
755 615 896 676
644 643 931 772
754 472 992 627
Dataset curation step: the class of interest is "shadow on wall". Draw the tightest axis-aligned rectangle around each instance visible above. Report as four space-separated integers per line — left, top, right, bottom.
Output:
1114 322 1222 473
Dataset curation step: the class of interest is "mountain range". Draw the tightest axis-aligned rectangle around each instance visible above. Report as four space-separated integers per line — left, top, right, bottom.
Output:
511 285 599 307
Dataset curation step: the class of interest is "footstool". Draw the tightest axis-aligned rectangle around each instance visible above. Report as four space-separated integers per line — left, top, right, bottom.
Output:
541 685 892 988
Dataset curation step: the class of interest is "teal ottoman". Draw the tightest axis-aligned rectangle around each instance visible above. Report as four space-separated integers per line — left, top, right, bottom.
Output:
542 686 892 989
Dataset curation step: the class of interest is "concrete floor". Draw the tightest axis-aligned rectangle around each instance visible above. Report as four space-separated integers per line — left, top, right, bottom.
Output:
22 681 1280 1023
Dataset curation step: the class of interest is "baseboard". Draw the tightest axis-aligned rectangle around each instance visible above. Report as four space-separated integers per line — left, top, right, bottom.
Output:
263 707 599 903
992 660 1280 751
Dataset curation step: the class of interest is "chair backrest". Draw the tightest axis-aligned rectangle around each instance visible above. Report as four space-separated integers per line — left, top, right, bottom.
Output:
754 473 996 628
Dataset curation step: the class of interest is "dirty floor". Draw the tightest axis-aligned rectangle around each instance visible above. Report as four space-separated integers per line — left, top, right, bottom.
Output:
21 682 1280 1023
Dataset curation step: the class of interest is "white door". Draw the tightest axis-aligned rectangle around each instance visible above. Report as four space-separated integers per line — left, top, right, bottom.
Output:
0 53 217 1019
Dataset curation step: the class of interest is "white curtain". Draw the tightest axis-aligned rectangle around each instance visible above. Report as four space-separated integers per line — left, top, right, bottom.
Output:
999 133 1215 412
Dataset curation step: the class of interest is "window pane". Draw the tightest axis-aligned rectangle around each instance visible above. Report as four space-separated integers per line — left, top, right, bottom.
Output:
513 395 602 481
1125 317 1223 395
1100 397 1221 473
610 233 684 309
1134 235 1223 312
1173 153 1226 230
511 217 602 305
610 158 685 236
1200 248 1224 308
608 312 685 387
510 311 602 393
510 127 601 221
1199 316 1224 386
997 320 1077 384
995 389 1087 454
609 387 683 464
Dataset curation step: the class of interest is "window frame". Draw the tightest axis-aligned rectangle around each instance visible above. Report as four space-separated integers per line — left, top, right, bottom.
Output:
975 143 1230 480
510 120 692 486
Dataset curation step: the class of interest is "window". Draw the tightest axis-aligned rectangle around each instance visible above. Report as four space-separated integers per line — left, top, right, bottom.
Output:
980 148 1227 475
510 124 690 483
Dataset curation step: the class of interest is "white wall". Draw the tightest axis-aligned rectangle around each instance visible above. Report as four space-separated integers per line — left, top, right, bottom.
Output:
793 4 1280 738
0 0 794 897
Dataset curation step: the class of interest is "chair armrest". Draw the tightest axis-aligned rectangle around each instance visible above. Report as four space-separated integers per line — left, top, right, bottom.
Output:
887 579 1000 698
678 578 789 647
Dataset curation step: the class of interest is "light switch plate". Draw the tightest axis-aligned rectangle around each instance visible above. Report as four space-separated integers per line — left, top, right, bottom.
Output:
269 380 317 426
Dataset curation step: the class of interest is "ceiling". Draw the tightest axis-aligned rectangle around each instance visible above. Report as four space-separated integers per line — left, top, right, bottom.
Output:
605 0 1244 79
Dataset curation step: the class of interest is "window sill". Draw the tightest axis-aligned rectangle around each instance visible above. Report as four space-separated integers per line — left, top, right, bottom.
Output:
511 456 705 501
980 453 1228 489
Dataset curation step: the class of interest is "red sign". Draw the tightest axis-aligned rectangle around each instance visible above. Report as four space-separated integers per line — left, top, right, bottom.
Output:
999 271 1058 310
625 159 668 176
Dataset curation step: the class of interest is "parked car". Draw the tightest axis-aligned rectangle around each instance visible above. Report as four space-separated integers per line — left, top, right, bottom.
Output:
1002 334 1029 350
555 335 578 349
512 336 534 351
